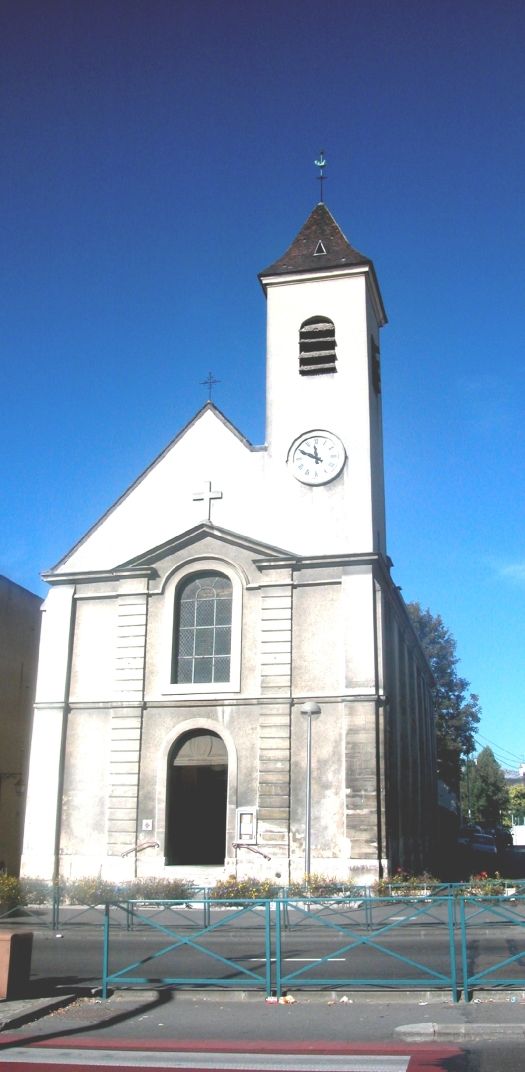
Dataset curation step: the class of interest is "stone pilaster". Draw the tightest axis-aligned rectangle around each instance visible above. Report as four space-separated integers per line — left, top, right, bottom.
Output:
345 701 378 859
257 705 291 856
107 708 143 857
260 586 292 695
108 588 147 857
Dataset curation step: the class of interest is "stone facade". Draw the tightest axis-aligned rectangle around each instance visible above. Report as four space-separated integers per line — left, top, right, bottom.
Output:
21 204 436 885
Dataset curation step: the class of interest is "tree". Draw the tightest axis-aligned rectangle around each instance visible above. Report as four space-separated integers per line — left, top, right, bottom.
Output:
466 746 509 826
506 784 525 825
406 603 481 794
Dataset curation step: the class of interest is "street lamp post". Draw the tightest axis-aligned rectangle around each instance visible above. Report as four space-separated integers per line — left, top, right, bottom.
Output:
300 701 321 883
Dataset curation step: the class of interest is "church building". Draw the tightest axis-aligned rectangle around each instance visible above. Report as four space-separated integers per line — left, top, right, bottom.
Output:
21 202 436 886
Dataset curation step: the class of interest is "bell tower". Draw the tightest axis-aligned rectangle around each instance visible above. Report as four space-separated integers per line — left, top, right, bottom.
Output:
259 203 388 556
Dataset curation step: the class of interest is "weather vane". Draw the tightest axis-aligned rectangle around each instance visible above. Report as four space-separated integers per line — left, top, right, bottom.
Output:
201 371 220 401
315 150 327 202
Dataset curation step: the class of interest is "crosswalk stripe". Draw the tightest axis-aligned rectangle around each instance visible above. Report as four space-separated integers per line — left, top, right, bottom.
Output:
0 1046 411 1070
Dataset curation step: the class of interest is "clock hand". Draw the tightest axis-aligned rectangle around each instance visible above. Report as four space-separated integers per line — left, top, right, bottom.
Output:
299 448 319 461
312 445 322 464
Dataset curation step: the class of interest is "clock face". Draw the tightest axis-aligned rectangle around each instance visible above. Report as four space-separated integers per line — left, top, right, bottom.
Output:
289 431 346 486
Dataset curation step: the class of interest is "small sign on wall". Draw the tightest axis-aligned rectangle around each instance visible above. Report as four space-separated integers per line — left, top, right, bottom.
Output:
236 807 257 845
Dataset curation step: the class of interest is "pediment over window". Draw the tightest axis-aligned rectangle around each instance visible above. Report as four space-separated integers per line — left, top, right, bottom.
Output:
116 523 296 572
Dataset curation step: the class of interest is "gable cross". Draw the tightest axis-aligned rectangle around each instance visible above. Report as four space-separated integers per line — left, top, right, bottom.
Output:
201 371 220 401
193 480 223 522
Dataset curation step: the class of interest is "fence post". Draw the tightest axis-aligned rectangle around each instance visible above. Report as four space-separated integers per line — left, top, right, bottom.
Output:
459 896 470 1003
52 886 60 931
101 902 111 999
365 890 373 930
274 896 282 998
446 894 459 1002
265 899 273 997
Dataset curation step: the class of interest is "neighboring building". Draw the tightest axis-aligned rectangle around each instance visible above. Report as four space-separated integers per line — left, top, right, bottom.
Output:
503 765 525 786
21 203 435 887
0 576 42 874
505 766 525 845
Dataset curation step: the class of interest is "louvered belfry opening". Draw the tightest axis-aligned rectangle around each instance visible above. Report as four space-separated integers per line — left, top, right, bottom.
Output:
299 315 337 375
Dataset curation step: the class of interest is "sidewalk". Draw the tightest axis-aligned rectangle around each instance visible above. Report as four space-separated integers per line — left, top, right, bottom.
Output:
2 987 525 1043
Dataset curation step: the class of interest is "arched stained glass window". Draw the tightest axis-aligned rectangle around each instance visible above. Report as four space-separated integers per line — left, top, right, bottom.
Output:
172 572 232 685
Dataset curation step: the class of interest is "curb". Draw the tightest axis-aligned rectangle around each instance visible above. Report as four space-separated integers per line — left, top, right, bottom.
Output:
396 1022 525 1041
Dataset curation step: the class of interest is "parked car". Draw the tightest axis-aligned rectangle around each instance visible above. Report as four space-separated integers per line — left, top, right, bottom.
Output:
481 825 513 853
456 825 497 876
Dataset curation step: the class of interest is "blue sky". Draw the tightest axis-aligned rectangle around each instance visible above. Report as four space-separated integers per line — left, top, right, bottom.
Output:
2 0 524 768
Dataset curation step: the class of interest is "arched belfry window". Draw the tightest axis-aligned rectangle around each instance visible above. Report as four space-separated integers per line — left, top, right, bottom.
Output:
172 572 232 685
299 316 337 376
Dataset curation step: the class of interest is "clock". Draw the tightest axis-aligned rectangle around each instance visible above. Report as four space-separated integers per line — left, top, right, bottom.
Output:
289 430 346 486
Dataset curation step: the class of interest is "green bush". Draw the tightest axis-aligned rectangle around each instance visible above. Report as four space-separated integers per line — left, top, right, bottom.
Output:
52 875 194 905
64 877 121 905
0 874 25 913
129 877 192 900
210 875 282 901
467 872 506 896
373 870 437 896
288 874 361 897
209 873 361 902
20 878 56 905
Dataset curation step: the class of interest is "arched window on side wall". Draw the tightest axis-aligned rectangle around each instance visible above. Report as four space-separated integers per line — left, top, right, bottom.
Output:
299 315 337 375
172 572 232 685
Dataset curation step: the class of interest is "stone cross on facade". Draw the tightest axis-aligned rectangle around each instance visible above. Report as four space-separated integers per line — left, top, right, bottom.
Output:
193 480 223 522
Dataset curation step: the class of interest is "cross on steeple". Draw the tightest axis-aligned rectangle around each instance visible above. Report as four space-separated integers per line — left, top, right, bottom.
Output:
201 371 220 401
192 480 223 522
315 150 327 203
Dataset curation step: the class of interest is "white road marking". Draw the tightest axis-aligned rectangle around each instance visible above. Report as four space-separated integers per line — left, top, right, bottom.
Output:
284 958 346 962
0 1047 410 1070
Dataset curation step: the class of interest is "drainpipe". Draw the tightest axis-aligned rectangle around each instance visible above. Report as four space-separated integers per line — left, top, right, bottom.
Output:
52 593 77 888
372 579 387 880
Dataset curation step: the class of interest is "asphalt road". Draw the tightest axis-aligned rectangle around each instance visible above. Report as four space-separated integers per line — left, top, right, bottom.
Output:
20 899 525 997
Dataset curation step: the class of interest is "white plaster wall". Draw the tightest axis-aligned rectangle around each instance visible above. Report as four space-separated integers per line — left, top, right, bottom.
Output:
51 410 379 574
60 710 111 872
69 598 117 703
265 270 383 552
34 586 75 703
289 699 347 872
342 569 377 692
50 267 385 577
20 707 65 878
292 583 343 694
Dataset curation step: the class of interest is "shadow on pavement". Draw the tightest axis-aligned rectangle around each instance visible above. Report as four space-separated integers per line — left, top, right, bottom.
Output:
0 987 173 1051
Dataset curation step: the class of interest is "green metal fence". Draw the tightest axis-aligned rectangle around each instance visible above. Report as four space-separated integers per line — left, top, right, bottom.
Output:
101 898 273 999
275 894 458 999
99 892 525 1001
4 887 525 1000
459 893 525 1001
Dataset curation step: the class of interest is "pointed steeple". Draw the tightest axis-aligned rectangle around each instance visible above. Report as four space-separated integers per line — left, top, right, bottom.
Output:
259 203 372 281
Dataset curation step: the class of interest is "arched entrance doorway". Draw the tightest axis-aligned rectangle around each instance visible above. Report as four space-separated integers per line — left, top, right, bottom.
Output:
166 729 228 865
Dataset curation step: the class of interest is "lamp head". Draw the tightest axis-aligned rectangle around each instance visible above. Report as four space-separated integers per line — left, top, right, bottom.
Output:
300 701 321 718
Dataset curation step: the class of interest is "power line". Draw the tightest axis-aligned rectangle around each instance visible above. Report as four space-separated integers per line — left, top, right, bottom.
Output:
473 732 524 767
475 732 523 763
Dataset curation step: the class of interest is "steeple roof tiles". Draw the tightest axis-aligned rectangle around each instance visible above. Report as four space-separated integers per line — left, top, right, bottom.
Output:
259 202 372 279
